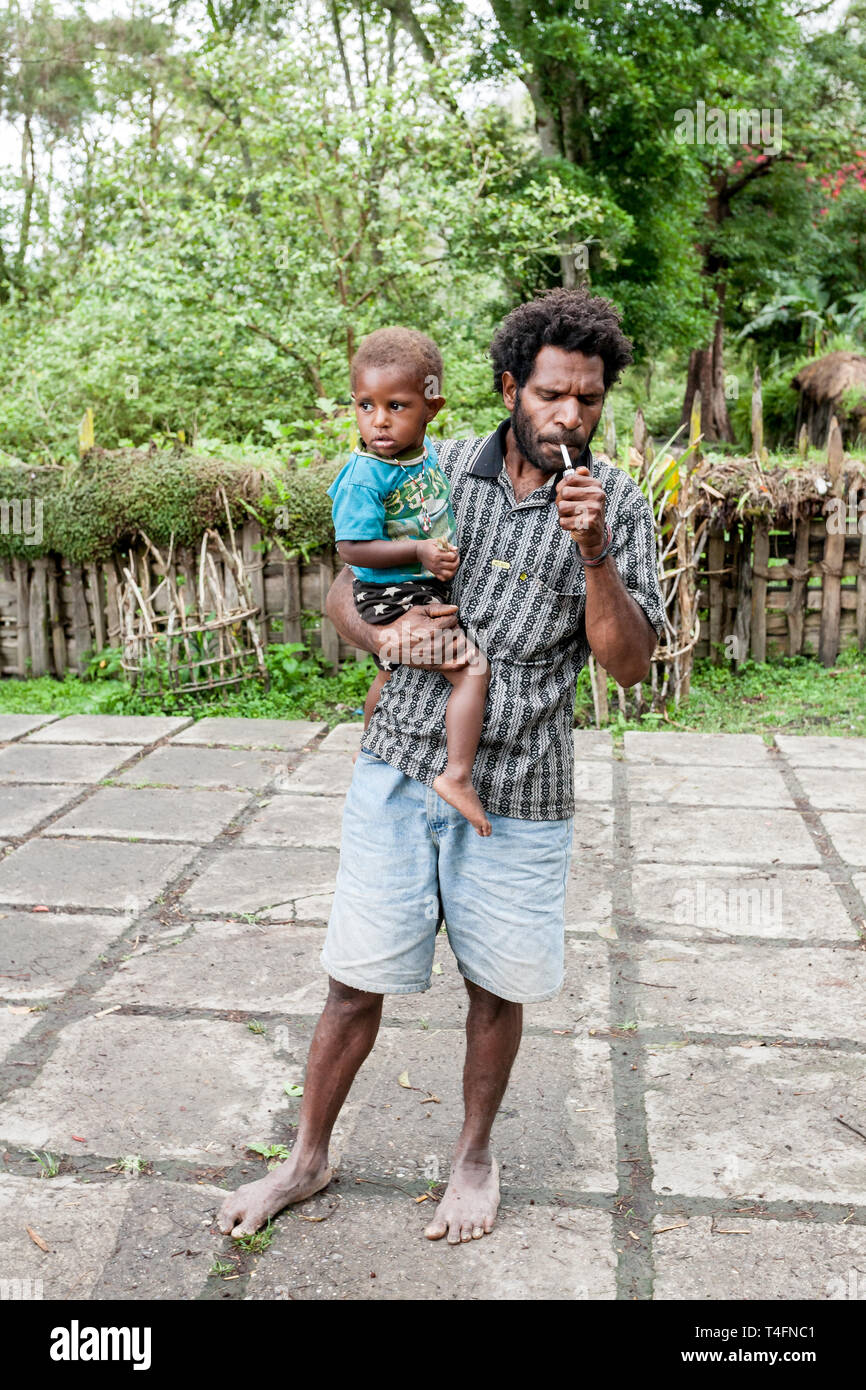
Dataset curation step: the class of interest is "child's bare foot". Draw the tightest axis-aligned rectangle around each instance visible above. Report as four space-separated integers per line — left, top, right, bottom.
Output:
433 770 491 836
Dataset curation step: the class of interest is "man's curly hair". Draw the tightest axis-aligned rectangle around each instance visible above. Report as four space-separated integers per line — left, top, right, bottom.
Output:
490 287 633 395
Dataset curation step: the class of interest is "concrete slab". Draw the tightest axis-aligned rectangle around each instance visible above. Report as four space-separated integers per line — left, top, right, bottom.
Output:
0 839 197 911
571 806 613 864
115 746 282 790
245 1193 616 1301
0 1008 40 1060
624 732 771 766
0 744 141 784
628 939 866 1041
645 1043 866 1203
572 730 613 759
792 767 866 812
0 1174 129 1300
652 1213 866 1301
171 717 326 749
775 735 866 768
626 764 794 809
318 722 364 752
0 912 132 1000
336 1031 617 1192
854 873 866 907
817 813 866 867
0 784 81 837
572 760 613 803
0 714 59 742
26 715 190 745
630 806 819 865
89 1179 226 1301
0 1015 300 1162
43 786 250 843
564 869 612 936
179 847 338 919
275 754 356 797
93 921 330 1014
239 796 345 850
631 864 857 941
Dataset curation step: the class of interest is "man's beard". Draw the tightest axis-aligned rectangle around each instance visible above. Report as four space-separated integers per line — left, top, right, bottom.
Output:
511 388 597 473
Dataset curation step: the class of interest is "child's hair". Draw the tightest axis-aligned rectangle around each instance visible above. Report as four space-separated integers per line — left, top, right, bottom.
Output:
350 327 443 398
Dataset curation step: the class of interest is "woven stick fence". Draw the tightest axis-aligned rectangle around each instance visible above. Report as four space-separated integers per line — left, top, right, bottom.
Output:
119 489 268 697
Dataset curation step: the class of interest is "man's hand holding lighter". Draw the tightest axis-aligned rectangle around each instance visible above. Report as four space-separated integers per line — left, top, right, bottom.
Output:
555 444 608 560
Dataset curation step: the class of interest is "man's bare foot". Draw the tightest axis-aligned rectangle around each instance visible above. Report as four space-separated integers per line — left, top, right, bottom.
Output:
433 771 491 836
217 1157 332 1237
424 1154 500 1243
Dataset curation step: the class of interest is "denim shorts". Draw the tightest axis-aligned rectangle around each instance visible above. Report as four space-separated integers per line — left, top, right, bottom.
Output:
320 748 574 1003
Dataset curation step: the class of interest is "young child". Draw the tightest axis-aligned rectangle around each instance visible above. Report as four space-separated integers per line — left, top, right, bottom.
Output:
327 326 491 836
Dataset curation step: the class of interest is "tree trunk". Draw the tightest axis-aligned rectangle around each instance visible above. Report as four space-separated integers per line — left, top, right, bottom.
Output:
681 287 734 443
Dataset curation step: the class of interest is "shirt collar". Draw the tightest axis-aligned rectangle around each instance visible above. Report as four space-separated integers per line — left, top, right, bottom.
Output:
467 418 593 481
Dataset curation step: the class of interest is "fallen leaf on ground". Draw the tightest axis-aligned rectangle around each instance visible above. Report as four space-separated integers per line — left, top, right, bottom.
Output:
431 963 443 975
397 1070 411 1088
25 1226 49 1252
418 1094 440 1104
415 1194 430 1203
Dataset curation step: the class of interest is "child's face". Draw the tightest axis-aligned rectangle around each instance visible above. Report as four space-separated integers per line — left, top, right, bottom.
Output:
352 365 443 457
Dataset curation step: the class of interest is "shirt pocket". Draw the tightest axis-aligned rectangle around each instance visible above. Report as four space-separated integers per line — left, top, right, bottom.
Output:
491 567 584 666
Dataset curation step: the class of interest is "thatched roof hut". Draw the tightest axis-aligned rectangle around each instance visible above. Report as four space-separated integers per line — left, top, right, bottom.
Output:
792 352 866 447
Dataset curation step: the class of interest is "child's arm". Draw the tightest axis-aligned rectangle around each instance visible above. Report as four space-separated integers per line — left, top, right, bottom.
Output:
337 537 459 582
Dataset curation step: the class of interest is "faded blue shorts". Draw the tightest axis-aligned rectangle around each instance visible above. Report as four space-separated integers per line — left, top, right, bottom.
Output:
320 748 574 1004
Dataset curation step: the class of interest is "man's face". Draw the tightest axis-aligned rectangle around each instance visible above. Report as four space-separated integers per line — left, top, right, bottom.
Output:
502 345 606 473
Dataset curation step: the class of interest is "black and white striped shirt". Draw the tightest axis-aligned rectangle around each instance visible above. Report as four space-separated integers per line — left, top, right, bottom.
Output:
362 420 665 820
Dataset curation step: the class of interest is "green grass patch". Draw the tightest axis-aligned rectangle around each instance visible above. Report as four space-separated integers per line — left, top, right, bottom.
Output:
575 644 866 739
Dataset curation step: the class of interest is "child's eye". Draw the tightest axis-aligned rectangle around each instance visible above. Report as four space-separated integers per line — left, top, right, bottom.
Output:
358 401 372 410
390 402 404 410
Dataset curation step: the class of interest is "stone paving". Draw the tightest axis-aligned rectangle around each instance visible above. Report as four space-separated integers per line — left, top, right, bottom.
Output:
0 714 864 1302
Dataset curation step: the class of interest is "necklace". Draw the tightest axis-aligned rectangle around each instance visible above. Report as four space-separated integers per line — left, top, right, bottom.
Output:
355 442 432 532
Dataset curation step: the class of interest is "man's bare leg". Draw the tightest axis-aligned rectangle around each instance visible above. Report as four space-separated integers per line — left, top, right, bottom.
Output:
218 979 383 1237
425 979 521 1243
432 647 491 836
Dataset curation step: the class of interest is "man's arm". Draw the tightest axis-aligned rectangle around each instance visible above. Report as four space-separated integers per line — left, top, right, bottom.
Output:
325 566 470 670
582 563 658 687
555 473 660 687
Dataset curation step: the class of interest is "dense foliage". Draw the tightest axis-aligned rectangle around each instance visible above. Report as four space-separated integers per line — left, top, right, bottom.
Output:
1 0 865 466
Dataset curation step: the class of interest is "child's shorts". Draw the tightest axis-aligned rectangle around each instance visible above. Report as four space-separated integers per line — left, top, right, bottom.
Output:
352 577 451 670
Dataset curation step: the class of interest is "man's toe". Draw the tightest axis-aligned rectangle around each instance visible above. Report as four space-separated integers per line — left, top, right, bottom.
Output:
472 1225 484 1239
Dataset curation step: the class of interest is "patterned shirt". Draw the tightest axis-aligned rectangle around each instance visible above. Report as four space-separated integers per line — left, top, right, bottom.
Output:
362 419 665 820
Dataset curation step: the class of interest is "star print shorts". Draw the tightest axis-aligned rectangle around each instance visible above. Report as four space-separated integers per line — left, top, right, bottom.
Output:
321 749 575 1002
352 577 451 670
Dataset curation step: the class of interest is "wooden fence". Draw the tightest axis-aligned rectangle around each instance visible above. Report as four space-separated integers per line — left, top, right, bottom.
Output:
1 439 864 687
0 523 363 680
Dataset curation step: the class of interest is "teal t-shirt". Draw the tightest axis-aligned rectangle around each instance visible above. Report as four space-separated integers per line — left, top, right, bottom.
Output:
327 436 458 584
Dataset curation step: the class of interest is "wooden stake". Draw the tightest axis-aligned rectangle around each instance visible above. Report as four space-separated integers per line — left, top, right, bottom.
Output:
750 521 769 662
818 417 845 667
787 520 810 657
29 557 49 676
751 366 763 459
14 558 31 677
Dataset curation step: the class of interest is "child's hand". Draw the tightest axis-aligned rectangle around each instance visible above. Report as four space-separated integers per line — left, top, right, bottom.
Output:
417 537 460 581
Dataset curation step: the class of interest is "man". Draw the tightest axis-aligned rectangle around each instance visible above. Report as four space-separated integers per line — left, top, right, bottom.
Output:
218 287 664 1245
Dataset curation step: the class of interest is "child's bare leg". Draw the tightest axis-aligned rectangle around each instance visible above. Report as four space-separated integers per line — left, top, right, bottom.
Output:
363 668 390 729
432 645 491 837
